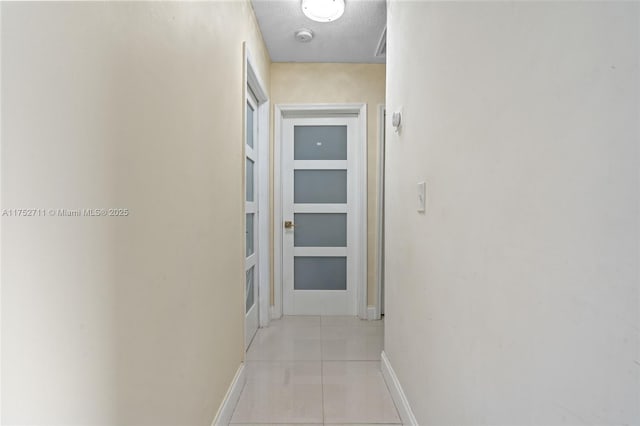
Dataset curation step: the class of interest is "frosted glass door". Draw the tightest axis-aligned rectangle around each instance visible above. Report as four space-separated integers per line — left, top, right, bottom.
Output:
245 93 259 349
282 117 359 315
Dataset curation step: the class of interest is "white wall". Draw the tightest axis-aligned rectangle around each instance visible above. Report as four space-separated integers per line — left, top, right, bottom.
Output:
1 2 269 424
385 1 639 424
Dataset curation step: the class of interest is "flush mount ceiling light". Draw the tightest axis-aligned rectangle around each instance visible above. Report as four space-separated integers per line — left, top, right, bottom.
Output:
301 0 345 22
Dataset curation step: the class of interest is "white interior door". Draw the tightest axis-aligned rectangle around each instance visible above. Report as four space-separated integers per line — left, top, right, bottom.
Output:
282 116 359 315
245 92 259 349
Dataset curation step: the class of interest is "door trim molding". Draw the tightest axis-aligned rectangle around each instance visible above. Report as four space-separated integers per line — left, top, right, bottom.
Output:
376 104 386 320
273 103 368 319
367 305 378 321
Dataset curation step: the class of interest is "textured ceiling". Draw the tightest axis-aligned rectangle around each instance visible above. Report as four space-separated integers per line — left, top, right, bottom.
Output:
251 0 386 63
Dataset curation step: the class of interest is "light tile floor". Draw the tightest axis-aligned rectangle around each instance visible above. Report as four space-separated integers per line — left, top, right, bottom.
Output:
230 316 400 425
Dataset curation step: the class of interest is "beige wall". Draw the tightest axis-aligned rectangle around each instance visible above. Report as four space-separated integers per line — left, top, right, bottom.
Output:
385 1 639 424
270 63 386 307
1 2 269 424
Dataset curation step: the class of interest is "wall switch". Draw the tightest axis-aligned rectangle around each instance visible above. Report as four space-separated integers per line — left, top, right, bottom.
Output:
417 181 426 213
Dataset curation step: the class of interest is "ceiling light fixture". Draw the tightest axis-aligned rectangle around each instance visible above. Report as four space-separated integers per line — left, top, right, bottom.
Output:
301 0 345 23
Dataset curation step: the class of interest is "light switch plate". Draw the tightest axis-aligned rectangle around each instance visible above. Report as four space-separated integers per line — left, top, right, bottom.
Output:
417 181 426 213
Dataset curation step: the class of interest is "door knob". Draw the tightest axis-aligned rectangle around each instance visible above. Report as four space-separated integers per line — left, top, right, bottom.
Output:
284 220 295 229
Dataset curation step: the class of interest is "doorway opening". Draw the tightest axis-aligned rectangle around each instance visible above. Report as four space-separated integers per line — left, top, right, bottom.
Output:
273 104 368 318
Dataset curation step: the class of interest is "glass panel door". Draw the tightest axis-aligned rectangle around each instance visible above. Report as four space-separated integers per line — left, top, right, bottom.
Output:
294 125 347 291
245 93 259 349
282 116 359 315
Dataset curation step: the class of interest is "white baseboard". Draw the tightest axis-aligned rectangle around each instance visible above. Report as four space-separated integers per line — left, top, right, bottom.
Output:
270 305 282 320
367 305 378 320
381 351 418 426
211 363 246 426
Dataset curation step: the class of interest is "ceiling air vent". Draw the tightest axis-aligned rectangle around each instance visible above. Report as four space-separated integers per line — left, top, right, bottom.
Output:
375 26 387 57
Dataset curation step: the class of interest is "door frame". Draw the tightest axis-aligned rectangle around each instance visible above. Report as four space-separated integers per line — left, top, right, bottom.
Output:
273 103 368 319
376 104 386 319
244 44 270 343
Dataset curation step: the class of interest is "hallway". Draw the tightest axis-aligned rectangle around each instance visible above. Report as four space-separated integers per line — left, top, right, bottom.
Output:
229 316 400 425
2 2 638 425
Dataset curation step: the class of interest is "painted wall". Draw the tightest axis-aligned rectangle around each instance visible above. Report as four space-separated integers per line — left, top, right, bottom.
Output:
270 63 386 308
385 1 639 424
1 2 269 424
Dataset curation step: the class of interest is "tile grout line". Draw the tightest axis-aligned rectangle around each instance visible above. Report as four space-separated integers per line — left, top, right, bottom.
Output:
239 316 392 425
